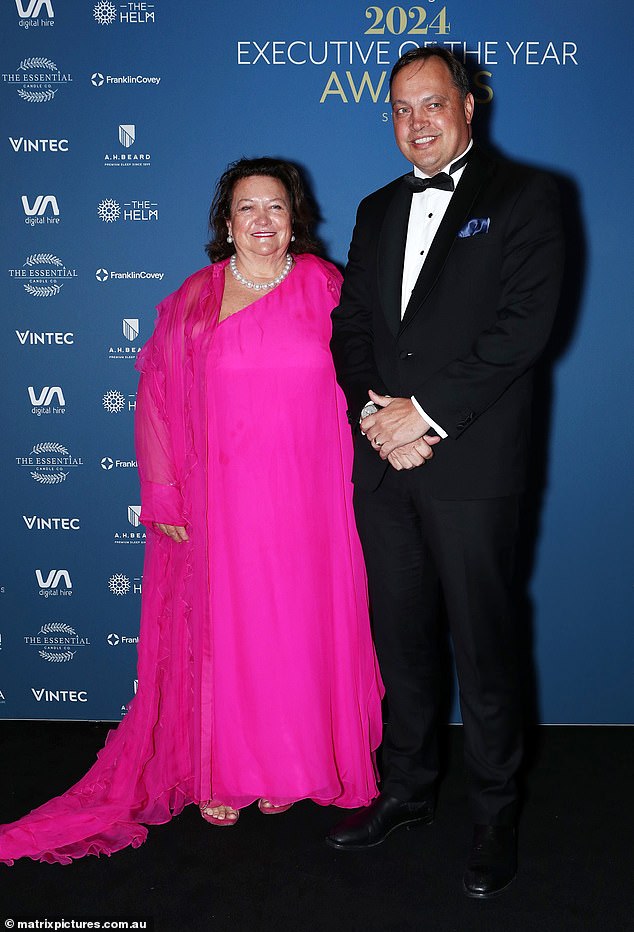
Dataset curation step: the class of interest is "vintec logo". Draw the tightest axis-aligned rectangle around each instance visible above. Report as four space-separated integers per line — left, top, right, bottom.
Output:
22 194 60 226
23 515 81 531
3 58 71 103
32 688 88 702
15 0 54 29
16 330 74 346
28 385 66 415
9 137 69 153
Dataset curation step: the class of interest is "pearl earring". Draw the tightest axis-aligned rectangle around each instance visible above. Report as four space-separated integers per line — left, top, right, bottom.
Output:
226 233 233 244
291 234 296 242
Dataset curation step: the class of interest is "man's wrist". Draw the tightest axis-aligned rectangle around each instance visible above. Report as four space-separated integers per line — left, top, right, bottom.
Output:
411 396 448 439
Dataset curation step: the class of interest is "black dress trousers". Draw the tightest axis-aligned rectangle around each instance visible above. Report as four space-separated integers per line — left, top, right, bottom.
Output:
353 465 523 826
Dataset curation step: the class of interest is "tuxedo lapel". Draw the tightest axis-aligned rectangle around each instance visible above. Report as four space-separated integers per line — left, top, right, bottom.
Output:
377 180 412 337
400 147 493 333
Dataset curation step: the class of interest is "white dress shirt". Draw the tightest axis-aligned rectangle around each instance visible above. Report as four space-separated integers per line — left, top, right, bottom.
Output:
404 141 473 439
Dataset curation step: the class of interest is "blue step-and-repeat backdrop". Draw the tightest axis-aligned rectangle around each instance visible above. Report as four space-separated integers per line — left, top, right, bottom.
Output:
1 1 632 723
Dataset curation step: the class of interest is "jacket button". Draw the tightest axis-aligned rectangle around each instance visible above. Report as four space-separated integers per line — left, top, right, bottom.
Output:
399 351 413 360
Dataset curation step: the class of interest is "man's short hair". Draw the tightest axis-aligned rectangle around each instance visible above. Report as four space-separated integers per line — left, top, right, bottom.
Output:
390 47 470 100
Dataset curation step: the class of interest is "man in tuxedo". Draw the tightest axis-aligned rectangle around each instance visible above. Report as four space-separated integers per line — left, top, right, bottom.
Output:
326 47 564 897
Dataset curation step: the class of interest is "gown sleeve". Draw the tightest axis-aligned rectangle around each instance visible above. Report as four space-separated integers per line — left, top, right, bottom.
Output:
135 325 185 527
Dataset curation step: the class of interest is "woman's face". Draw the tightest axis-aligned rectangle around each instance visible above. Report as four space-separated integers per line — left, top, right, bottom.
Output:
227 175 292 266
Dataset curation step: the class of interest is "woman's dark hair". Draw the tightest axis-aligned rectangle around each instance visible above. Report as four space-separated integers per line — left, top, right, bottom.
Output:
389 46 470 100
205 157 319 262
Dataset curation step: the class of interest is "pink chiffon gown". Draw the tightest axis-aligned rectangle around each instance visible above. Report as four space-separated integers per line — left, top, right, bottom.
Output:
0 253 383 864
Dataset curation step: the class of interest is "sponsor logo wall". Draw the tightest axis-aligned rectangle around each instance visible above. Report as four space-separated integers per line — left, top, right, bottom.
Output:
0 2 631 724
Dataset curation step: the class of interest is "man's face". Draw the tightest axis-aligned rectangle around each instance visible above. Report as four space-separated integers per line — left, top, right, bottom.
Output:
391 57 474 176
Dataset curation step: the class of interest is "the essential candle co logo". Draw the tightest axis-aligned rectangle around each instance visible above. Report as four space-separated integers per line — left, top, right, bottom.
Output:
24 622 90 662
9 253 77 297
3 58 71 103
16 442 83 484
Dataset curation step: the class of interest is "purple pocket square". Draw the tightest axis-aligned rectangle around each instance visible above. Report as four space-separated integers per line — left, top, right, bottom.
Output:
457 217 490 238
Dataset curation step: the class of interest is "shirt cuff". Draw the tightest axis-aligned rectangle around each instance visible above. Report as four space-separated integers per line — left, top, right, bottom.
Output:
411 396 448 439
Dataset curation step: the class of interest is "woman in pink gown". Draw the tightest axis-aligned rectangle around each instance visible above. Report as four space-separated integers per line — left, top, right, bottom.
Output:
0 157 383 862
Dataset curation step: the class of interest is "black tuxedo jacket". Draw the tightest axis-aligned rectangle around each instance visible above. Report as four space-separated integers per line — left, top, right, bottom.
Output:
331 145 565 499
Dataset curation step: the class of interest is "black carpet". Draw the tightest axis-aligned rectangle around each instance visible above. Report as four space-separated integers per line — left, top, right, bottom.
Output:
0 724 631 931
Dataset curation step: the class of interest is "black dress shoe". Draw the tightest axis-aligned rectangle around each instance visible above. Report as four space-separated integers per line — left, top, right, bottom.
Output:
463 824 517 898
325 793 434 850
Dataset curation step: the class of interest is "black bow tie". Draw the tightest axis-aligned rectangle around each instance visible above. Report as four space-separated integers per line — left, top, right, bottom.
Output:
403 149 471 194
404 172 454 193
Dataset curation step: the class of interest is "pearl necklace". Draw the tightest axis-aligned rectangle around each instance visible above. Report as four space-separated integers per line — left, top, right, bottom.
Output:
229 253 293 292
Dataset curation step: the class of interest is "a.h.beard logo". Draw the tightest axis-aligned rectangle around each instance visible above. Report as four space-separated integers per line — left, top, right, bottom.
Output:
104 124 151 168
119 124 134 146
123 318 139 340
24 622 90 662
114 504 145 544
109 318 141 359
16 442 83 484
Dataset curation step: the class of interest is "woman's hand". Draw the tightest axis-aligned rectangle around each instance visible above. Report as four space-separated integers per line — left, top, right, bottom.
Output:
153 523 189 542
